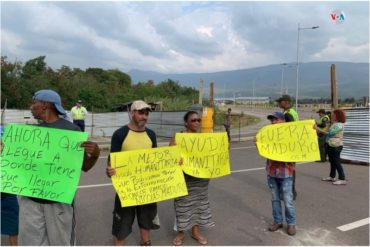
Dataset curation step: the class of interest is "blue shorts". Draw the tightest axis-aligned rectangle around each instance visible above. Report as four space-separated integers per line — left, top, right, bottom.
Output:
1 193 19 235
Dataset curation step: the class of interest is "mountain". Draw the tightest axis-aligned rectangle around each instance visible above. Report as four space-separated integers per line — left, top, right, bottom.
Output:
128 62 369 99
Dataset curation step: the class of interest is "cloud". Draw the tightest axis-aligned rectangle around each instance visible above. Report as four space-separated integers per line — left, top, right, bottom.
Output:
1 1 368 73
312 38 369 62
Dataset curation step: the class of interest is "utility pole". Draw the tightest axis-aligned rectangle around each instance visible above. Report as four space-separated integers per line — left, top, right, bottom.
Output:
331 64 338 109
199 78 204 105
210 82 214 107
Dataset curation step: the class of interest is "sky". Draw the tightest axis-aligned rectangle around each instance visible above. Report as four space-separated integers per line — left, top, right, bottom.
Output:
1 1 369 74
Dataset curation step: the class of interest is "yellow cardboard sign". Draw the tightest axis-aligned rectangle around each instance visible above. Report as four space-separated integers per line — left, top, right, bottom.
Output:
256 119 320 162
175 132 230 178
110 146 188 207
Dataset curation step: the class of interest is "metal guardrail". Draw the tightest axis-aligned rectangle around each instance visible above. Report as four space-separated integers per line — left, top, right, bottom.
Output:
342 107 369 164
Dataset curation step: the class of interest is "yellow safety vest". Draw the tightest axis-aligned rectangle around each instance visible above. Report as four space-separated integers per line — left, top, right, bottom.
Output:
71 106 87 120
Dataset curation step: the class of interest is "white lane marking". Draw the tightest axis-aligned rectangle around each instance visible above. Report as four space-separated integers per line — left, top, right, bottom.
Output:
79 162 313 188
98 146 257 159
337 218 370 231
231 161 312 174
232 146 256 150
78 183 112 189
232 167 264 173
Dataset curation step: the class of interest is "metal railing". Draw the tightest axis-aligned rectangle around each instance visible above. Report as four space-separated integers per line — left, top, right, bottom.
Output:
342 107 370 164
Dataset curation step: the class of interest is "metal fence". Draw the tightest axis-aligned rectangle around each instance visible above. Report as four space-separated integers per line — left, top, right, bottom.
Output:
342 107 370 164
0 110 187 138
2 107 369 164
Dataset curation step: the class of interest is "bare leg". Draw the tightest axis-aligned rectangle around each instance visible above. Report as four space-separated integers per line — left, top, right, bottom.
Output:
9 235 18 246
139 228 151 245
113 236 124 246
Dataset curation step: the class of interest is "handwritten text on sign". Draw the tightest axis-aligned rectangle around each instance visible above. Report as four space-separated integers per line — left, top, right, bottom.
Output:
175 132 230 178
1 124 88 204
110 146 188 207
256 120 320 162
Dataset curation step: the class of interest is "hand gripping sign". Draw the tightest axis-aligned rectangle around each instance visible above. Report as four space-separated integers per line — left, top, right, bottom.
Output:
1 123 88 204
256 120 320 162
175 132 230 178
110 146 188 207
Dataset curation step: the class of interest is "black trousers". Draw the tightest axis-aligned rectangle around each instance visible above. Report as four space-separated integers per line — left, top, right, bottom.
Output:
73 120 85 132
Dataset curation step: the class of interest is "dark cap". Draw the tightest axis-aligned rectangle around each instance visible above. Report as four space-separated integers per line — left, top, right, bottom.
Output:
316 109 326 114
267 112 285 120
276 94 291 102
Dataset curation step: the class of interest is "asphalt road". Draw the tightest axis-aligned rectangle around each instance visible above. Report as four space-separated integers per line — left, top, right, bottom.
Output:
79 141 370 246
4 139 367 246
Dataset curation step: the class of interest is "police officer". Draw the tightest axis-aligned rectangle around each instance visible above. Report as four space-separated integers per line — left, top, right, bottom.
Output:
316 109 331 162
71 100 88 131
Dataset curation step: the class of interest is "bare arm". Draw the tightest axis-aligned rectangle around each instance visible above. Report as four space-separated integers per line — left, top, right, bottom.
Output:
80 141 100 172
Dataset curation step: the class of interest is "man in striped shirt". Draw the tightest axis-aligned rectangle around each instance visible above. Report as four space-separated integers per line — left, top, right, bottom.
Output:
265 112 296 236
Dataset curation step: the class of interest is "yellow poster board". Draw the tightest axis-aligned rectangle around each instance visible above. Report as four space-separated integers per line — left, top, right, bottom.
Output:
110 146 188 207
256 119 320 162
175 132 230 178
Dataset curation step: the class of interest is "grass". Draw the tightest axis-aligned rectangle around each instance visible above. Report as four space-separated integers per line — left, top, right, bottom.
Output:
213 109 261 132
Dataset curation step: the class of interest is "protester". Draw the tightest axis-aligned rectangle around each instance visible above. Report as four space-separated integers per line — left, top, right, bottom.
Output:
17 89 100 246
71 100 88 131
223 108 232 141
316 109 330 162
1 193 19 246
1 126 19 246
257 112 296 236
170 111 215 246
276 95 299 200
106 100 160 246
315 109 347 185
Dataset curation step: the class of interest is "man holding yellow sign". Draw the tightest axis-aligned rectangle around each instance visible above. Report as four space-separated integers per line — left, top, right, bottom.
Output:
106 100 160 246
256 112 297 236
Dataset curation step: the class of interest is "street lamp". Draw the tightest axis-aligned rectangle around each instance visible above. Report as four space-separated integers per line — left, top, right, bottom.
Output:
280 63 287 96
295 23 319 111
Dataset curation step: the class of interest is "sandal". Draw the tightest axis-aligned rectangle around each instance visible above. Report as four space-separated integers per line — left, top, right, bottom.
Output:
172 235 185 246
191 234 208 245
140 240 151 246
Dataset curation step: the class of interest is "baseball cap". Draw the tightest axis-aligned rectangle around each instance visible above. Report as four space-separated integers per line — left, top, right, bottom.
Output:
77 100 82 103
276 94 292 102
130 100 152 111
267 112 285 120
32 89 66 115
316 109 326 114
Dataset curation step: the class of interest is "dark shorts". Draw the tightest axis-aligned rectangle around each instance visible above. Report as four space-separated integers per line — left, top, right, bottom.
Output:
112 194 160 240
1 193 19 235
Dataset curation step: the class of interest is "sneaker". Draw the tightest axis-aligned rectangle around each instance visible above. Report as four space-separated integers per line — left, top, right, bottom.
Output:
333 180 347 185
322 177 336 182
268 222 283 232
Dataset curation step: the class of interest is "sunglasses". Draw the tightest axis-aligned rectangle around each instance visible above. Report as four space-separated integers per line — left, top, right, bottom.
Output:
136 110 150 116
190 118 201 123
